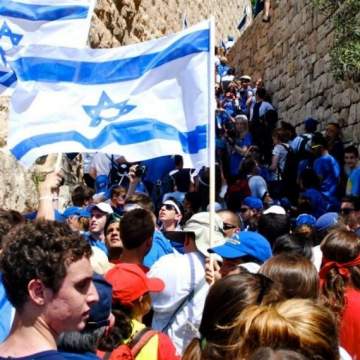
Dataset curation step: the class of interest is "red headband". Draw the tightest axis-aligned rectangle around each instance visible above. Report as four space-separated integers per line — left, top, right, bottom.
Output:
320 255 360 282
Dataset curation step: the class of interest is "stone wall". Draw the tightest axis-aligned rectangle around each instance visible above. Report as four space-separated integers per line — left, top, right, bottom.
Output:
228 0 360 143
0 0 251 211
89 0 252 48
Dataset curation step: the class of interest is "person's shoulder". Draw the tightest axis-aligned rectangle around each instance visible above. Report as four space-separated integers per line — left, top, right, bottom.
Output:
148 252 187 277
0 351 67 360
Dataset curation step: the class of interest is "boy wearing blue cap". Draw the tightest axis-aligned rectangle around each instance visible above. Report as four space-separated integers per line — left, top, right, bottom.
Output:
207 231 272 279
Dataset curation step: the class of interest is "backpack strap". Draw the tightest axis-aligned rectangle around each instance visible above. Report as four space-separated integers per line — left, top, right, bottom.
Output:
103 352 112 360
129 327 158 357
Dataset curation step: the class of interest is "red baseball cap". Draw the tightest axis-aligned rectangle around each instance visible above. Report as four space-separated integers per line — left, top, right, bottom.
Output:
105 263 165 306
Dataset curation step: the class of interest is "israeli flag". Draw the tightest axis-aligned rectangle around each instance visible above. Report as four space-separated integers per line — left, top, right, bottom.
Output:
7 20 212 169
0 0 96 95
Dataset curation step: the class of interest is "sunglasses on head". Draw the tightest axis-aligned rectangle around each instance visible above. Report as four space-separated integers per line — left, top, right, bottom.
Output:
223 223 237 231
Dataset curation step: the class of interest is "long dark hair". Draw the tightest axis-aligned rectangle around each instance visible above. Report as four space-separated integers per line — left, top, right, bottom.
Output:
320 228 360 315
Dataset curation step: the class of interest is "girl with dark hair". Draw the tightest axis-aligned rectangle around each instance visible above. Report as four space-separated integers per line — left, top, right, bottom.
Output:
182 271 282 360
260 254 319 300
320 228 360 359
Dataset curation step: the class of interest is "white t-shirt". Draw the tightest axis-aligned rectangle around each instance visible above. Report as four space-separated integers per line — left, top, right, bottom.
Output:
89 153 122 177
271 143 289 180
149 251 209 355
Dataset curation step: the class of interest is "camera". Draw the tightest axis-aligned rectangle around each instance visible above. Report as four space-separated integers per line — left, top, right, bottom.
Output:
134 164 147 177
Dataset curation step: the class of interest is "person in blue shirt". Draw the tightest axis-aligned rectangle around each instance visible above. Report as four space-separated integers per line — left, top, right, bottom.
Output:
226 114 253 178
82 203 114 256
298 168 329 218
311 133 340 206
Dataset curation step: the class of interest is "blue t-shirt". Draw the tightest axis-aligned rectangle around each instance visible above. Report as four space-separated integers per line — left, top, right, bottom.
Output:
347 166 360 196
0 351 66 359
59 352 99 360
142 156 175 184
81 232 108 256
229 132 252 177
301 188 329 218
313 154 340 197
0 273 13 343
143 230 174 268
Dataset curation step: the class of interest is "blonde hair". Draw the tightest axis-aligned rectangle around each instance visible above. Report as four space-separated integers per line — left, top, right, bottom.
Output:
229 299 339 360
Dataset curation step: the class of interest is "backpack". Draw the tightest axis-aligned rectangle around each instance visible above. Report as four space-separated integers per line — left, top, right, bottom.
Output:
297 134 312 161
102 327 158 360
279 143 299 202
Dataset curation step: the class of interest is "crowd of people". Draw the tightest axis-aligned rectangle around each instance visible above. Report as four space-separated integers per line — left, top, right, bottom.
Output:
0 49 360 360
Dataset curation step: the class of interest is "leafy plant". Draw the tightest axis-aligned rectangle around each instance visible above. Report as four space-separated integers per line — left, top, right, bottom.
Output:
312 0 360 81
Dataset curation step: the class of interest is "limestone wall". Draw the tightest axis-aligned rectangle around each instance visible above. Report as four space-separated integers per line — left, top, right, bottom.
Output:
0 0 251 211
89 0 252 48
228 0 360 143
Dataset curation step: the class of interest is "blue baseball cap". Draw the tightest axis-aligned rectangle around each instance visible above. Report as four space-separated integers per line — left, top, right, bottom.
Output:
62 206 83 219
243 196 263 210
296 213 316 227
209 231 272 263
86 274 112 330
315 212 339 232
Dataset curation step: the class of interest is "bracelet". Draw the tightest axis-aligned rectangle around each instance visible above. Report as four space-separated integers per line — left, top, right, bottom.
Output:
39 196 58 201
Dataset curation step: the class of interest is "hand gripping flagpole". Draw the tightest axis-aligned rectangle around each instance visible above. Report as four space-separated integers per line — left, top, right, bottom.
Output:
208 16 216 278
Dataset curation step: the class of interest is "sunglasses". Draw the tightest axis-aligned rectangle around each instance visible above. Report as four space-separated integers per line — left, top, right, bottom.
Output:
223 223 237 231
240 207 249 213
340 208 355 215
161 204 176 211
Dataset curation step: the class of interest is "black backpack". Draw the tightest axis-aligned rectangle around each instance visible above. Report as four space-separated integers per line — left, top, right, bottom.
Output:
279 143 299 202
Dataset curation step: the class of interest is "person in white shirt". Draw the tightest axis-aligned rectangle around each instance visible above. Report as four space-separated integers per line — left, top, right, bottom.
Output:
149 212 225 355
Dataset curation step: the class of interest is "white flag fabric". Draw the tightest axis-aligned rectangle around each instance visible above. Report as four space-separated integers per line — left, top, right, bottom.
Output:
0 0 96 95
8 20 211 169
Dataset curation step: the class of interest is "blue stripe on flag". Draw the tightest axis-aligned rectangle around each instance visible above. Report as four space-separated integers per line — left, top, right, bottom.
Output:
12 29 209 84
11 119 207 160
0 0 89 21
0 70 17 87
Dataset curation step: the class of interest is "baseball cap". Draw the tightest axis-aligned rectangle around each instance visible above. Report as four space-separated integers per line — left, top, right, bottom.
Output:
243 196 263 210
295 213 316 227
304 117 318 132
263 205 286 215
315 212 339 232
240 75 251 82
89 202 113 215
182 212 225 257
105 263 164 306
209 231 272 263
62 206 83 219
86 274 112 330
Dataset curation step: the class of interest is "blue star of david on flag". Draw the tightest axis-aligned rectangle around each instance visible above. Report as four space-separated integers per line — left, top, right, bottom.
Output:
0 21 23 46
83 91 137 127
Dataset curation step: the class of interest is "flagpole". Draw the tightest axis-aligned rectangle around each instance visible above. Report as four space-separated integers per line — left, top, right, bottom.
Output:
208 16 216 251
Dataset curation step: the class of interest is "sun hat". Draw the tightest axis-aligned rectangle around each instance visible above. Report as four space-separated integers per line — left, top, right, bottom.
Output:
182 212 225 257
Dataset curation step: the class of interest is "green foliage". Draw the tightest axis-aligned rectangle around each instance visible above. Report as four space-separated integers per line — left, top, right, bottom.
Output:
312 0 360 81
